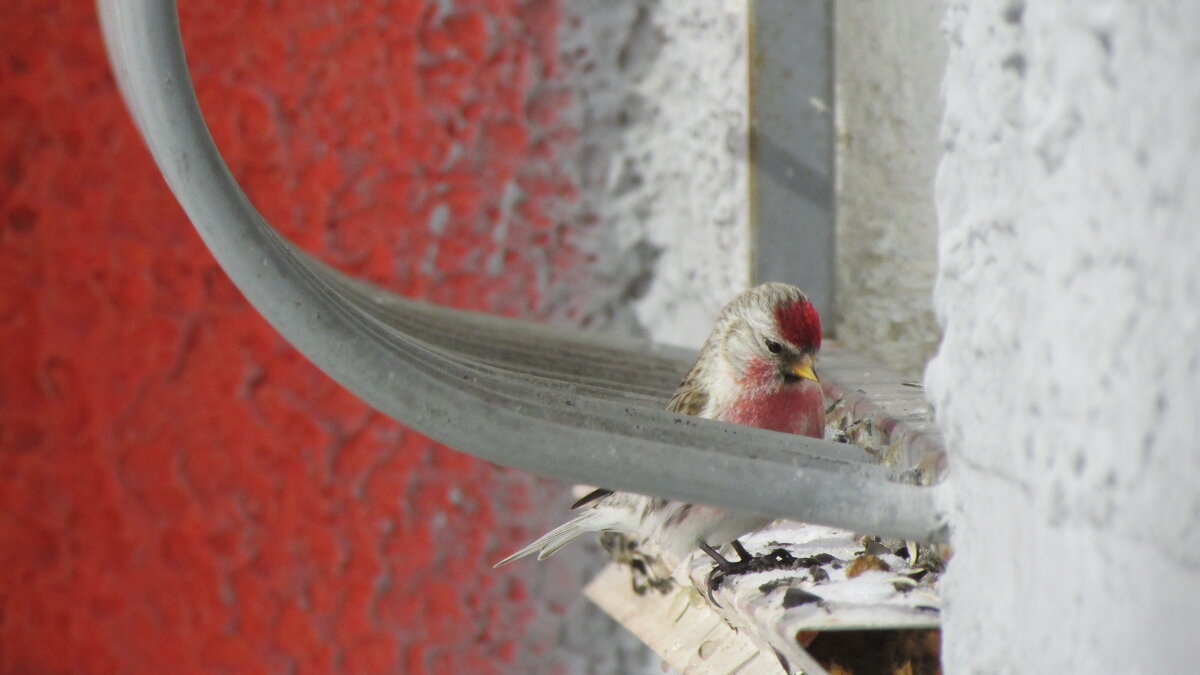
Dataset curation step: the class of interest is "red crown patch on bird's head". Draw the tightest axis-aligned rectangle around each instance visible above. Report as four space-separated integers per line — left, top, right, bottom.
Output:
775 298 822 350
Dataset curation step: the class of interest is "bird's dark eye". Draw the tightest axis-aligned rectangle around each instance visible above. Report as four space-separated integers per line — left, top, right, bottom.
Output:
765 339 783 354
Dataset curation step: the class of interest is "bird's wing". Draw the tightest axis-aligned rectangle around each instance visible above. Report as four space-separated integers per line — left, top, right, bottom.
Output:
666 363 710 416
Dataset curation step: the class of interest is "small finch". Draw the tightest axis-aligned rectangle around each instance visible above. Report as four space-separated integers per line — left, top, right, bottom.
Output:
495 282 824 573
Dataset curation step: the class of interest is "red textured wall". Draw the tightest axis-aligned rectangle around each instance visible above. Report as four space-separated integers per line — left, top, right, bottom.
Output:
1 1 588 672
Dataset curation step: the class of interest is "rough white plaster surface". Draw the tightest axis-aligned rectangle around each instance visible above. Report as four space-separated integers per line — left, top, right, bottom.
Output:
929 1 1200 671
835 1 945 378
562 0 750 349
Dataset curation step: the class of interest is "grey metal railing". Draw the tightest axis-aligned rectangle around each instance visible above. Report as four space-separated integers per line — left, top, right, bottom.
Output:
97 0 949 543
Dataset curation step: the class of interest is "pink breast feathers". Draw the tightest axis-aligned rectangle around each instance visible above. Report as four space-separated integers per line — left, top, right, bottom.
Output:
724 384 825 438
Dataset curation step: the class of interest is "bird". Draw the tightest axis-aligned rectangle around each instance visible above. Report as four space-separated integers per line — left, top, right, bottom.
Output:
494 282 825 576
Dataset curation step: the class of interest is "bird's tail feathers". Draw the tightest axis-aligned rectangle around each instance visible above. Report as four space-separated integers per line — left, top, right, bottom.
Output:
493 508 625 567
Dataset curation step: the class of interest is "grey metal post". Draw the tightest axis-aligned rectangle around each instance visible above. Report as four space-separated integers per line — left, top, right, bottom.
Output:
750 0 835 325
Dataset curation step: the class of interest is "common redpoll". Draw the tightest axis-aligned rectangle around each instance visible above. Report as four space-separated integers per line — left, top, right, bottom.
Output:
495 282 824 572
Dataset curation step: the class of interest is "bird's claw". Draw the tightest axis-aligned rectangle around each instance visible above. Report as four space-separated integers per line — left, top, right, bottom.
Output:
702 542 800 604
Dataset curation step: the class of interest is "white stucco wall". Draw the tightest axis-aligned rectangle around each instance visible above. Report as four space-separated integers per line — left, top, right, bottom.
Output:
575 0 948 365
929 1 1200 671
834 1 945 378
563 0 749 350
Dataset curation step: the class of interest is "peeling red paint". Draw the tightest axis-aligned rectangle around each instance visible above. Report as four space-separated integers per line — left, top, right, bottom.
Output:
0 0 582 672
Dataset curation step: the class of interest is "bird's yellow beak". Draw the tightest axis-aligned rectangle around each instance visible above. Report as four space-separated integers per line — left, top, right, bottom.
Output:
785 354 819 382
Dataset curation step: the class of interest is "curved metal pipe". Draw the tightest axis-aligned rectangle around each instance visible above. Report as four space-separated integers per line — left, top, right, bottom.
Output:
97 0 949 543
